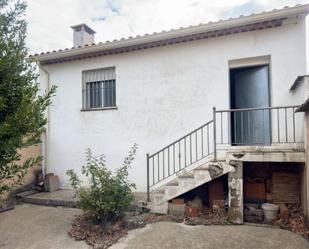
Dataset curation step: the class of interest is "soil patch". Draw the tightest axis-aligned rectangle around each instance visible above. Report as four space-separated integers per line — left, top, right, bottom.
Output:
69 205 308 249
272 204 309 239
184 207 229 225
69 208 229 249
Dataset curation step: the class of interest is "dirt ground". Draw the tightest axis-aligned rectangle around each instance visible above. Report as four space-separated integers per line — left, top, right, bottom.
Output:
0 204 308 249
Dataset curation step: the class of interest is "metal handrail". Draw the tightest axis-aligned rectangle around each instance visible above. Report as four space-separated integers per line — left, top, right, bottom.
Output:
214 105 301 146
146 119 214 201
216 105 300 113
148 120 213 158
146 105 302 201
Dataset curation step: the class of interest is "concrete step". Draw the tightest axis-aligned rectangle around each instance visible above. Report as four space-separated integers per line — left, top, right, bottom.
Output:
178 177 195 188
148 152 234 213
21 190 77 208
152 162 235 203
155 188 165 194
195 163 209 170
178 172 194 178
164 185 180 199
193 169 211 181
16 190 39 198
166 180 179 186
150 200 168 214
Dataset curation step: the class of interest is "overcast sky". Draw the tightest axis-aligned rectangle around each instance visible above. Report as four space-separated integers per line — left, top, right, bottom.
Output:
25 0 309 54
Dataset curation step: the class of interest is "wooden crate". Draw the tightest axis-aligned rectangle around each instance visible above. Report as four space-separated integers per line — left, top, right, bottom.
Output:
272 172 300 204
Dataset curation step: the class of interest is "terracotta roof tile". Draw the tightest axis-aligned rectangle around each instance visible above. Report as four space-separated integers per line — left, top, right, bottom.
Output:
28 4 309 63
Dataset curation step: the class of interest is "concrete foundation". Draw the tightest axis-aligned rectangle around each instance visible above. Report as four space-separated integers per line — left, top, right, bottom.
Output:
228 161 243 224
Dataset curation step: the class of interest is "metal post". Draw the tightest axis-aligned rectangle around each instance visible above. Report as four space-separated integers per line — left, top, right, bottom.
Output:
146 153 150 202
213 107 217 161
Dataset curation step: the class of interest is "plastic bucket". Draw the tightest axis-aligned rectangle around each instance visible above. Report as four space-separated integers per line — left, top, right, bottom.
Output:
262 203 279 221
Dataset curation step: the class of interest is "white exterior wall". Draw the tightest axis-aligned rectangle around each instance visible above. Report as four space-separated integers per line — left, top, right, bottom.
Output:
41 18 307 191
307 14 309 75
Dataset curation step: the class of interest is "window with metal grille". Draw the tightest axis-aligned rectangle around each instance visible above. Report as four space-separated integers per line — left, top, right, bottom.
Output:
82 67 116 109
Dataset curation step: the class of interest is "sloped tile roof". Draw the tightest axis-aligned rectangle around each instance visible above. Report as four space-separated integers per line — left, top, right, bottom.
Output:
29 4 309 65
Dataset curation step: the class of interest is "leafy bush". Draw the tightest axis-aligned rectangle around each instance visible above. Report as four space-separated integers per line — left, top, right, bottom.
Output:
67 144 137 222
0 1 56 198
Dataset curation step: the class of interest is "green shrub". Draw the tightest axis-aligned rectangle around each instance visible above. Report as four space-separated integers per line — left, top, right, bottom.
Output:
67 144 137 222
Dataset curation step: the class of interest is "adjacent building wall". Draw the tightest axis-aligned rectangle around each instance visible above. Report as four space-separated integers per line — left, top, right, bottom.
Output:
0 144 41 203
18 145 41 187
40 17 307 191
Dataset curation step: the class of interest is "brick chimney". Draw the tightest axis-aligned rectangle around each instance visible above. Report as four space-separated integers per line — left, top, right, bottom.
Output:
71 24 96 47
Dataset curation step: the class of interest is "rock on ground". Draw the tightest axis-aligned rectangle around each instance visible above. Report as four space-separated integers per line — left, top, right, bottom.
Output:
110 222 309 249
0 203 90 249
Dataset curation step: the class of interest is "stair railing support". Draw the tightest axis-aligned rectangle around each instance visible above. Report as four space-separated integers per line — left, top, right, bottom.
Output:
146 153 150 202
213 107 217 161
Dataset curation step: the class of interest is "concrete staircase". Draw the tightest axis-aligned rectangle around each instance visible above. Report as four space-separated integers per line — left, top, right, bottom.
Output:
147 104 304 217
149 158 235 214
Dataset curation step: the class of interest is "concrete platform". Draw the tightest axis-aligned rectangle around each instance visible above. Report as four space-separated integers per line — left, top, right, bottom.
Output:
21 190 77 208
21 190 147 209
0 203 90 249
110 222 309 249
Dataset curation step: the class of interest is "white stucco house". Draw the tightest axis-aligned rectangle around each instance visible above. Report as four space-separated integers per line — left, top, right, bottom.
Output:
31 4 309 224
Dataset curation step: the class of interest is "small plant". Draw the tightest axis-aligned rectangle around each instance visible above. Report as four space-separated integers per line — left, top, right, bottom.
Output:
67 144 137 222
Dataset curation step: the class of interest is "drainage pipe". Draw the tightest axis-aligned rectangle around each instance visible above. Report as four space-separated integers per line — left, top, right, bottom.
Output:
37 62 50 178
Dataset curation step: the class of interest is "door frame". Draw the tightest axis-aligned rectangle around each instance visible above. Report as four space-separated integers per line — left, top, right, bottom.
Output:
228 57 272 146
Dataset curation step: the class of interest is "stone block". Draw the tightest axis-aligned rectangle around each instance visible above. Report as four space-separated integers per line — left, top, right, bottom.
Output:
208 163 223 178
165 186 178 199
168 203 185 216
150 201 168 214
194 169 211 181
44 175 60 192
178 177 195 188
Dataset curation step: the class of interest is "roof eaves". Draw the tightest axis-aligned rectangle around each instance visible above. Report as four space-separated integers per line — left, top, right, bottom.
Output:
29 4 309 63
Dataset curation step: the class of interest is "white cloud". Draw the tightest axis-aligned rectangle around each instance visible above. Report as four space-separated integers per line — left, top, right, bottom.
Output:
25 0 309 54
